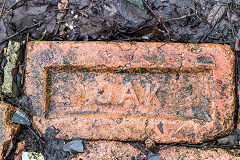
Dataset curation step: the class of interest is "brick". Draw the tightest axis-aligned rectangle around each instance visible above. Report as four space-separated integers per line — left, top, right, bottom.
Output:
14 141 25 160
71 141 146 160
72 142 240 160
26 42 235 143
157 146 240 160
0 102 20 159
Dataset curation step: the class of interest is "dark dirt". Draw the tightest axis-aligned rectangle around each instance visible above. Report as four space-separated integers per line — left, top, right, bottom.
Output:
0 0 239 159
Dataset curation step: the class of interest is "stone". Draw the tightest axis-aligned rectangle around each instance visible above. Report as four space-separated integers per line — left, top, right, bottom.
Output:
147 152 161 160
1 41 21 97
216 129 238 146
63 140 84 152
25 41 235 143
148 155 161 160
0 101 20 159
12 109 31 126
21 152 44 160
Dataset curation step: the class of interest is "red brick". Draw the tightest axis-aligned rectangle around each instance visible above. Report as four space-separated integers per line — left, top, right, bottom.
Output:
157 146 240 160
0 102 20 159
72 142 240 160
71 141 146 160
26 42 235 143
14 141 25 160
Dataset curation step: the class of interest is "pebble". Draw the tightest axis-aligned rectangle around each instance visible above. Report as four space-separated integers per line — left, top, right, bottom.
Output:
63 140 84 152
12 109 31 126
22 152 44 160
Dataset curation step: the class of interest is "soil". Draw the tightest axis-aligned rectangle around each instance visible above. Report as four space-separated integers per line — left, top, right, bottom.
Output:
0 0 239 159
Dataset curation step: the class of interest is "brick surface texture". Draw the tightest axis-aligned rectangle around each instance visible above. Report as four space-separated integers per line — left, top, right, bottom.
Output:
0 102 20 159
157 146 240 160
71 141 145 160
72 142 240 160
25 41 235 144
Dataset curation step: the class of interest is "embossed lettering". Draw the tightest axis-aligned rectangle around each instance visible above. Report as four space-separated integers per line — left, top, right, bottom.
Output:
145 83 160 107
96 83 112 104
71 83 85 106
119 82 139 106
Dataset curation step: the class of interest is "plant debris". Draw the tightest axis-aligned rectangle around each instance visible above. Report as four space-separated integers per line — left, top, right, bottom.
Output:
1 41 21 97
207 3 227 26
0 0 239 159
127 0 144 10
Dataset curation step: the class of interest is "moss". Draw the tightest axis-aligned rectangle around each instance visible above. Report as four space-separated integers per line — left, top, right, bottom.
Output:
1 41 21 97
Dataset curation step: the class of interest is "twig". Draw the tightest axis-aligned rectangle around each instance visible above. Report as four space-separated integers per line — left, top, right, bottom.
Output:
3 0 20 18
86 0 93 11
0 21 43 45
28 126 45 145
3 134 14 160
0 0 6 17
157 17 170 38
49 7 70 12
199 22 218 42
142 0 170 39
30 119 43 138
219 30 227 42
164 11 197 22
142 0 157 18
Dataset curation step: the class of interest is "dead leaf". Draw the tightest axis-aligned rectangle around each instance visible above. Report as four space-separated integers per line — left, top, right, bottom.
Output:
127 0 144 10
207 3 226 26
0 19 7 53
58 0 68 12
3 138 13 160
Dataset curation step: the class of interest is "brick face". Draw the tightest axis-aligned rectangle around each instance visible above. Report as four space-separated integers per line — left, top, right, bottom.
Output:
157 146 240 160
0 102 20 159
72 141 240 160
26 42 235 143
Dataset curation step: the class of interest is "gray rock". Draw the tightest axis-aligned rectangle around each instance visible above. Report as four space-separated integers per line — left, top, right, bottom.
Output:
147 152 161 160
217 129 239 145
148 155 161 160
12 109 31 126
63 140 84 152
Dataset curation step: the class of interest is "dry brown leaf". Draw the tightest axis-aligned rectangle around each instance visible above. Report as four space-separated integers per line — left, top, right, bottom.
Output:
207 3 226 26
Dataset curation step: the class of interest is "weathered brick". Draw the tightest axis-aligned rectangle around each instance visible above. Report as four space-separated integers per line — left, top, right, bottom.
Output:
0 102 20 159
71 141 146 160
72 142 240 160
157 146 240 160
26 42 235 143
14 141 25 160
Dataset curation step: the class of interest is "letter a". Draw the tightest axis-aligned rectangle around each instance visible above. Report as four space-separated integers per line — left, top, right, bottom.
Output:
119 82 139 105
